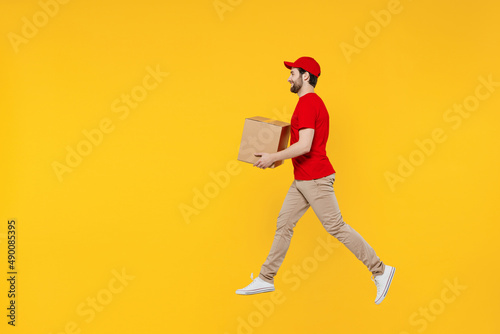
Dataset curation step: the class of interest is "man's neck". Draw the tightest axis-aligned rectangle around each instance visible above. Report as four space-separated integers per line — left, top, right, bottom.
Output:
297 85 315 98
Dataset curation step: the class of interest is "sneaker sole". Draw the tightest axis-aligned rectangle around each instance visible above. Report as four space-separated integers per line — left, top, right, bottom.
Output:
235 287 275 295
375 267 395 305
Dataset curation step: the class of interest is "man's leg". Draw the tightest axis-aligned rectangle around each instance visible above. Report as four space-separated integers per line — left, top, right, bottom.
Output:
297 174 385 276
259 180 310 283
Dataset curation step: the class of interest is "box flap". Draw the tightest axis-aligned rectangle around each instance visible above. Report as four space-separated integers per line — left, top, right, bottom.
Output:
246 116 290 128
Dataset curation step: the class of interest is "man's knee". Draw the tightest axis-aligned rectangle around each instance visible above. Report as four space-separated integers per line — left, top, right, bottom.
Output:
321 214 345 236
275 219 296 238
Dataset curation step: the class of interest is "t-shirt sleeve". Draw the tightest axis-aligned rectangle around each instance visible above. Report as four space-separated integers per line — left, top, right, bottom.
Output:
296 99 317 130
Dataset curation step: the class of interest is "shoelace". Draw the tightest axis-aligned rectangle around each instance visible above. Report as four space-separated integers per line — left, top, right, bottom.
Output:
371 275 380 289
245 273 258 288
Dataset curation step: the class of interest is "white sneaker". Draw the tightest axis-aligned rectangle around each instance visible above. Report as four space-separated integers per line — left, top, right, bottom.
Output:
236 276 275 295
373 265 395 305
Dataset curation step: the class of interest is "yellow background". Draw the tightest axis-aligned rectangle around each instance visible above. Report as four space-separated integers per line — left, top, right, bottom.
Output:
1 0 499 333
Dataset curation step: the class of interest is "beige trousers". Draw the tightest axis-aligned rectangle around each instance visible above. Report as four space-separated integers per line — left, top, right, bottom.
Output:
259 173 385 284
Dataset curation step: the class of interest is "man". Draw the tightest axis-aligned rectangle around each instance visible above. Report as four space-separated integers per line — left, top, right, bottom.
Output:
235 57 395 305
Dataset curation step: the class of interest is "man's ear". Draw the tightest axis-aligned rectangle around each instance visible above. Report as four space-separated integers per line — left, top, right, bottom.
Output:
302 71 310 84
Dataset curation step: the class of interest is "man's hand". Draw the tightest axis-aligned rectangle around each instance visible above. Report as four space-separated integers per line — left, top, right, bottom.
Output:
253 153 276 169
252 129 314 169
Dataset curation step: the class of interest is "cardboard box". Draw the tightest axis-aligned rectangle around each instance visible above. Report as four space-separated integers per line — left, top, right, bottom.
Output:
237 116 291 168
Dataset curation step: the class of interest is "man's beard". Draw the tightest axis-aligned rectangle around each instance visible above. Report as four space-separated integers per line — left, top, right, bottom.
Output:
290 78 302 93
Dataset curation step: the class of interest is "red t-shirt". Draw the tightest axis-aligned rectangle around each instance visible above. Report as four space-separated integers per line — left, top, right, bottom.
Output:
290 93 335 180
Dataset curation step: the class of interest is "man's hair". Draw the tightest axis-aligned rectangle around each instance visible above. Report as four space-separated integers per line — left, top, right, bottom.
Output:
298 68 319 88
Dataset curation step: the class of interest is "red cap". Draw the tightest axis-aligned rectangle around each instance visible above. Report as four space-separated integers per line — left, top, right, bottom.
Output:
284 56 321 77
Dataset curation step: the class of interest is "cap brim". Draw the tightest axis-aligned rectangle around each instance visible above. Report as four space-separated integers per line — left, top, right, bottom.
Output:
284 61 295 70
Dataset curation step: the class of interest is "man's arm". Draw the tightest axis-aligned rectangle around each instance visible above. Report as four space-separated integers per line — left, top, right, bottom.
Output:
253 128 314 169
